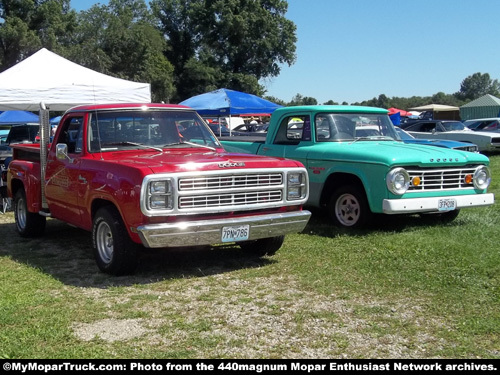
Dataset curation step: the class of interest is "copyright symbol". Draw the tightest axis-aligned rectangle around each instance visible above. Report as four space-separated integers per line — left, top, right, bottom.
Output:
3 363 12 371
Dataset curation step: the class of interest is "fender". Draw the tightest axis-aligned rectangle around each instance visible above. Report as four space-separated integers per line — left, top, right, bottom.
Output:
8 160 43 213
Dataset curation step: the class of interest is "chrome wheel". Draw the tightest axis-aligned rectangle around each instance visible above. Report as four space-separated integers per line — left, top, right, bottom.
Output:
96 221 114 265
16 195 27 231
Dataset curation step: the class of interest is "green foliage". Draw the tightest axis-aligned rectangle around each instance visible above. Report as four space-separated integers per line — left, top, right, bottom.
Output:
0 0 76 69
68 0 175 102
152 0 297 101
456 72 500 101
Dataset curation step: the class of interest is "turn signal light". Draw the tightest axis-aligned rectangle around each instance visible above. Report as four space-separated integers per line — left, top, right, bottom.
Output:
464 174 473 184
411 176 421 186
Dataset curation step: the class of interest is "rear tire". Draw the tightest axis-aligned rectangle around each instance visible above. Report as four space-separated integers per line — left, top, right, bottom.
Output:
92 206 138 275
14 188 46 237
239 236 285 257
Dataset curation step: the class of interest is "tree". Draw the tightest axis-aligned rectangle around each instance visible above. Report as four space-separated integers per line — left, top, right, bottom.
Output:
288 93 317 106
69 0 175 102
0 0 77 70
456 72 500 101
152 0 297 101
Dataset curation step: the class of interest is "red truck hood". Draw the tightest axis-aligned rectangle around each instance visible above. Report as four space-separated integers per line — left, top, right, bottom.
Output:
97 149 303 173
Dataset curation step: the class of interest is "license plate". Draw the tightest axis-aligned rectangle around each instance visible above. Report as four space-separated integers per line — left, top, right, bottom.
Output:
438 198 457 211
221 225 250 242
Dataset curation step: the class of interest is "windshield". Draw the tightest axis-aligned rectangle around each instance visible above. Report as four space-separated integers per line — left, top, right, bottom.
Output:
394 127 414 140
442 121 467 131
88 110 221 152
315 113 398 142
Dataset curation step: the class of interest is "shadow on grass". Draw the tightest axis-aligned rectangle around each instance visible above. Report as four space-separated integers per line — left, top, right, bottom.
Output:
303 207 463 238
0 214 274 289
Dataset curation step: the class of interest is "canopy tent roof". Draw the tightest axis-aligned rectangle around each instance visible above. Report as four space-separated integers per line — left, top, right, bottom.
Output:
0 48 151 111
460 94 500 120
0 110 39 123
179 88 282 116
408 104 459 111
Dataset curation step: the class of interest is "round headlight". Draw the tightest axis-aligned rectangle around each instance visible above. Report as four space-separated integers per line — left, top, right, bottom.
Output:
386 167 410 195
473 166 491 190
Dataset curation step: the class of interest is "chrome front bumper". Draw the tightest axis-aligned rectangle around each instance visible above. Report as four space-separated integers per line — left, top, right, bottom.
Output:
383 193 494 214
136 210 312 248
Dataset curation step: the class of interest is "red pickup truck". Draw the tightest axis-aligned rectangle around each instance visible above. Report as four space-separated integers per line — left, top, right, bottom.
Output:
7 103 311 275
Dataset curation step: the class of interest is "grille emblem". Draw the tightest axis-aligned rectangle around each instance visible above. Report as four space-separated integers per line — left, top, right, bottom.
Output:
218 162 246 168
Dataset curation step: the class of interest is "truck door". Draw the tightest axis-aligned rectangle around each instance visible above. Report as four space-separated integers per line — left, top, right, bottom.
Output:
45 115 85 227
257 115 312 166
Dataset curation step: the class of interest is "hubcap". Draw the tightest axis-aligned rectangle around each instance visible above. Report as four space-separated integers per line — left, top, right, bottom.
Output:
96 221 114 264
335 193 360 226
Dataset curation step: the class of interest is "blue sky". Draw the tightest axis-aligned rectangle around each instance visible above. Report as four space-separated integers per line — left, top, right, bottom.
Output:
72 0 500 104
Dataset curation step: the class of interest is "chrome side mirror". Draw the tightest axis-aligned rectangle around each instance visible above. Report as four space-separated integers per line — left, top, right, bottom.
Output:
56 143 71 161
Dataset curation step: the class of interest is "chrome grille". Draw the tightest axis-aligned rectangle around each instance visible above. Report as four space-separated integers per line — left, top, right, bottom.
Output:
179 173 283 190
179 190 283 209
407 167 476 191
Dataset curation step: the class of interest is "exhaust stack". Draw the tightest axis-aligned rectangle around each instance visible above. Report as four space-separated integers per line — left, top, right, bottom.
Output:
39 102 50 211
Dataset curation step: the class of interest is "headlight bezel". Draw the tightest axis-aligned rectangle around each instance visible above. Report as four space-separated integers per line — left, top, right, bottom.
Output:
473 166 491 190
147 178 174 210
287 171 308 201
386 167 410 195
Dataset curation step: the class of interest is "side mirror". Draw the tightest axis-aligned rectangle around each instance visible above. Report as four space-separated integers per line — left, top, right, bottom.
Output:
56 143 70 161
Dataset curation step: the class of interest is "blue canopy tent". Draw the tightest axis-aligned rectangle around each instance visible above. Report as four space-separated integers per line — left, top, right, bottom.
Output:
179 88 282 116
0 110 39 123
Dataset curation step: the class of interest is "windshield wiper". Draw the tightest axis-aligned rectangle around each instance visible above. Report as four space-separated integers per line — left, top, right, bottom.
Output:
103 141 163 152
164 140 216 151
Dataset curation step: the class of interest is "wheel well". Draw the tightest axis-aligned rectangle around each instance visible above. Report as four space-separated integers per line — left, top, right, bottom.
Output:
9 178 23 199
91 199 117 220
320 173 365 207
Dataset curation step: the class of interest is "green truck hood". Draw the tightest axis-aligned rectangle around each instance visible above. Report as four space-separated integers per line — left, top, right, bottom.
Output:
311 140 489 167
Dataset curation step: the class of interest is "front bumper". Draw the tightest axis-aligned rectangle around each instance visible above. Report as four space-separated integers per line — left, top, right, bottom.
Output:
382 193 494 214
136 210 312 248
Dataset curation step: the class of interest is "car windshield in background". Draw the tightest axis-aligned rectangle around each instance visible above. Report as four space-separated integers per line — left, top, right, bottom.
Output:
88 110 220 152
315 113 398 142
442 121 468 131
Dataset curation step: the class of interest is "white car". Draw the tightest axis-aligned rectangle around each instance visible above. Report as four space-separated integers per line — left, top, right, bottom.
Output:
463 118 500 132
401 120 500 152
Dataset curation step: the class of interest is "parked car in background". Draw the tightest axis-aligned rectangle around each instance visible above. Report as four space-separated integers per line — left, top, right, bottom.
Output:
233 123 269 133
394 127 479 152
0 129 8 144
463 118 500 132
0 123 39 164
401 120 500 152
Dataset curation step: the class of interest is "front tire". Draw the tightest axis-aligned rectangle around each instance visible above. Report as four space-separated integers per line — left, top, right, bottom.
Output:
14 188 46 237
328 185 371 228
92 206 138 275
239 235 285 257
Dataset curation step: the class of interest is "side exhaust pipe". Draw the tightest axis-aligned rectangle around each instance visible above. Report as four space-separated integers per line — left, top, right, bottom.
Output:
39 102 50 211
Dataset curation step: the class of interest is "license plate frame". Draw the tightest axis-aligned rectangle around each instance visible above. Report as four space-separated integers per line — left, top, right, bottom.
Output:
221 225 250 242
438 198 457 211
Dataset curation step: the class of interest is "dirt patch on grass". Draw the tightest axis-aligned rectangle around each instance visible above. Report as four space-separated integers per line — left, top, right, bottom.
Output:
72 274 447 358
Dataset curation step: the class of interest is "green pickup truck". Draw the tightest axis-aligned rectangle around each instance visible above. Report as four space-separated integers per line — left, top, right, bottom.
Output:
220 105 495 228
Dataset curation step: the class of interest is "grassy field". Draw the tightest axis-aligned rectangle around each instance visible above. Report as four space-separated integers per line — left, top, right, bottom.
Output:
0 155 499 359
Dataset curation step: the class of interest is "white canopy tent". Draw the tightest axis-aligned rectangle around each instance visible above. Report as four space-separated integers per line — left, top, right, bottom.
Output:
0 48 151 111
